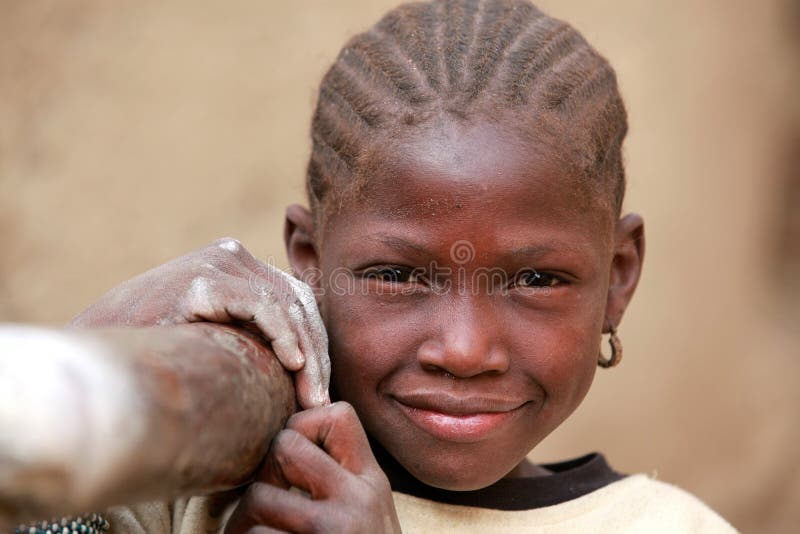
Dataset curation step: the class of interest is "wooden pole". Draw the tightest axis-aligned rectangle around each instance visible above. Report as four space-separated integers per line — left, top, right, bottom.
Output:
0 323 295 529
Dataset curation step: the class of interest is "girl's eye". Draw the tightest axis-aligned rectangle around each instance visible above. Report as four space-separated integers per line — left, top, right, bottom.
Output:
364 266 420 284
515 270 562 288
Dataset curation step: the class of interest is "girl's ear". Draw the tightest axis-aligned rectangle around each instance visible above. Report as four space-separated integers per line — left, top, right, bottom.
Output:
604 213 645 331
284 204 321 290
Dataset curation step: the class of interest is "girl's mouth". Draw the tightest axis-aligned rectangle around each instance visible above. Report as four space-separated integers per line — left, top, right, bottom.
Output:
391 393 528 443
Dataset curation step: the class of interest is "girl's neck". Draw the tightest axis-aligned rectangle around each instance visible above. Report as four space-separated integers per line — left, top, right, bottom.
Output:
368 437 552 493
504 458 553 478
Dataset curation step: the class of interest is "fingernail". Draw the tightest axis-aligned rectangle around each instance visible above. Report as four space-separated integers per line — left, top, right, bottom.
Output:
294 347 305 368
317 385 331 406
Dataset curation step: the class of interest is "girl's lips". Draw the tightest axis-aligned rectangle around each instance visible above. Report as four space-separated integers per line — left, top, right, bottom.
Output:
392 398 527 444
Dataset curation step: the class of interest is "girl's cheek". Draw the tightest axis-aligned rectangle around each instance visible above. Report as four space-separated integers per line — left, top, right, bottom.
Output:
513 321 597 399
324 294 393 354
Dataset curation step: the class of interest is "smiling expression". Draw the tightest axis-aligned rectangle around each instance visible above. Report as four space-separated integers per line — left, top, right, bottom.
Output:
289 117 627 490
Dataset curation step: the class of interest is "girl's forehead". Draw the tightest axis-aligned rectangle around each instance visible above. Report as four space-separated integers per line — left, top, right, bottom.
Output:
373 117 552 179
320 119 615 255
353 118 603 220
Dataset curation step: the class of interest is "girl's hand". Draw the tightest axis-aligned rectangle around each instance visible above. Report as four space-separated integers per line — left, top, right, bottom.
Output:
224 402 402 534
70 237 330 409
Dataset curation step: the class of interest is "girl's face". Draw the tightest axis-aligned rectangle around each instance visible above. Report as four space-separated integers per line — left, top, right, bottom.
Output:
286 118 644 490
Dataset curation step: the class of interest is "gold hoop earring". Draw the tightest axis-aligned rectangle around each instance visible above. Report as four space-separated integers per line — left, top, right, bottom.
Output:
598 324 622 368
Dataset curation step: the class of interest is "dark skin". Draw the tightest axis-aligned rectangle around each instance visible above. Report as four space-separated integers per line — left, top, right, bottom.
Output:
223 402 402 533
71 237 331 410
76 117 643 532
223 117 643 531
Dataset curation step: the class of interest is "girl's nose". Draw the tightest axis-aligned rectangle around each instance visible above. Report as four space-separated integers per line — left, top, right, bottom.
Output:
416 302 510 378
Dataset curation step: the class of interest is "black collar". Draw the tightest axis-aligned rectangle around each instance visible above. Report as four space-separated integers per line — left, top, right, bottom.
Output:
371 441 625 511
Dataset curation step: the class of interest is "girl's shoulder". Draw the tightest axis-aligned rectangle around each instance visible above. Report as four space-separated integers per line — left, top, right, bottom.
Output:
598 474 738 532
391 453 738 533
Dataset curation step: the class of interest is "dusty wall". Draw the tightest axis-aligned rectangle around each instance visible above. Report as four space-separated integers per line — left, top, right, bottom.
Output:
1 1 798 532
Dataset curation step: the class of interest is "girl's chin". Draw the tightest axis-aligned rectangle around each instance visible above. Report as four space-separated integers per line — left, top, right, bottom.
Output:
414 459 550 490
397 450 523 491
409 465 510 491
371 436 515 491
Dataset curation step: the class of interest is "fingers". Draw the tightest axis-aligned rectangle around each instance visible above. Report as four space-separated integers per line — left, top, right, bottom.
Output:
195 238 331 408
261 428 350 499
284 402 379 477
228 402 400 534
251 276 330 408
239 293 304 369
291 285 331 408
224 481 321 534
249 265 330 408
292 360 331 410
290 323 331 409
210 274 330 408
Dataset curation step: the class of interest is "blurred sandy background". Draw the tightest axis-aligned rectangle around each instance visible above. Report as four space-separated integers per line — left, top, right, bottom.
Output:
1 1 798 532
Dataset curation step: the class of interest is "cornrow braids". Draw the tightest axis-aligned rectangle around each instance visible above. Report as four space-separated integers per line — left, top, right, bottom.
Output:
306 0 628 223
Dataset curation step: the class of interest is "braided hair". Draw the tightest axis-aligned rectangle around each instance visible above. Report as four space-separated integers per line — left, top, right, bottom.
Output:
307 0 627 223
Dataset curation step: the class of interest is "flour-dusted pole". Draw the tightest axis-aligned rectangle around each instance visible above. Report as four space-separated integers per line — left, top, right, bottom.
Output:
0 323 295 529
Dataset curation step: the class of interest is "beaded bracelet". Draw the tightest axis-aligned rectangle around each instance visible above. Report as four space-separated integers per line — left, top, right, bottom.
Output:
14 513 110 534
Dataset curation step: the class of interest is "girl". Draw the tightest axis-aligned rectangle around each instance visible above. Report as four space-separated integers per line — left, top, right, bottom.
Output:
67 0 735 531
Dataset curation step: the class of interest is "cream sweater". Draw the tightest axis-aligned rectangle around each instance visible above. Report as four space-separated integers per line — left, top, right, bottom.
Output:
106 473 736 533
